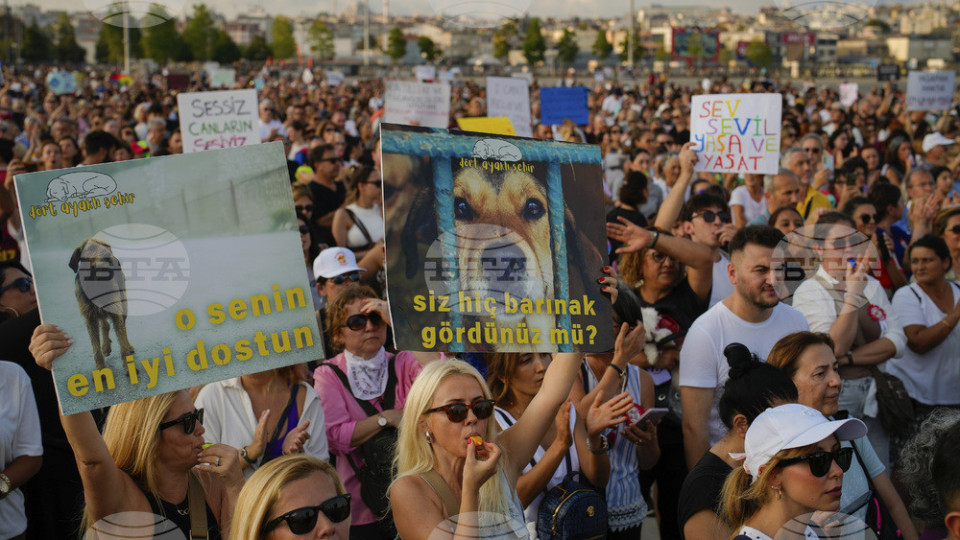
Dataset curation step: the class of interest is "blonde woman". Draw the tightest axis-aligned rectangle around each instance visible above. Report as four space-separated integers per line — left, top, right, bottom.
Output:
390 354 585 540
29 324 244 539
231 455 350 540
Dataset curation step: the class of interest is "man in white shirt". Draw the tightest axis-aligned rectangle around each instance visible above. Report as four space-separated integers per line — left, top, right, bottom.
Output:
258 99 286 142
680 226 810 468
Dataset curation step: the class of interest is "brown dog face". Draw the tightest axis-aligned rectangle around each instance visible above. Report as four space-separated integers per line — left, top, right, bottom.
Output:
452 167 554 317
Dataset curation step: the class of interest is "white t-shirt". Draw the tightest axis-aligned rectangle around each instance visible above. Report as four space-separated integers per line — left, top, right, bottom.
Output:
258 118 286 140
0 361 42 539
889 283 960 405
680 301 809 445
729 186 765 225
195 378 329 479
709 253 735 308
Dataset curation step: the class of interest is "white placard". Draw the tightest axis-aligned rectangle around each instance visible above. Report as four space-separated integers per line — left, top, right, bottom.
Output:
486 76 533 138
209 68 236 89
839 83 859 107
302 69 315 84
438 68 455 83
325 71 344 86
384 81 451 129
415 65 437 82
690 93 782 175
906 71 956 111
177 89 260 153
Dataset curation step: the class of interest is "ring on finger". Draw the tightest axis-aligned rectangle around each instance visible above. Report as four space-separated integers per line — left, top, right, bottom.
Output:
215 457 221 466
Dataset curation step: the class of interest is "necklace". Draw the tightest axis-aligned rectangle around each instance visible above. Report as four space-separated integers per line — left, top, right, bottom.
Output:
176 503 189 516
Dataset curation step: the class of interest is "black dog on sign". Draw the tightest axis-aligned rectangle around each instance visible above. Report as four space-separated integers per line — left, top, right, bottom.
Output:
69 238 135 370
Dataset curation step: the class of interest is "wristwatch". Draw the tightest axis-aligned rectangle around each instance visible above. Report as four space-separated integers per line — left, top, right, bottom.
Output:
239 447 257 465
377 413 388 428
0 473 11 500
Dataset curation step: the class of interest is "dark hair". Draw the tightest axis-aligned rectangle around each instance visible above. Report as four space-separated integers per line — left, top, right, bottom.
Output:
828 127 852 155
868 181 902 220
619 171 648 207
908 234 951 262
931 165 952 185
841 156 868 177
768 206 802 227
308 144 337 167
702 184 730 203
82 130 118 157
728 225 783 256
816 210 856 230
840 196 874 218
932 420 960 514
718 343 798 429
0 260 30 287
767 331 836 380
0 139 12 165
679 193 728 223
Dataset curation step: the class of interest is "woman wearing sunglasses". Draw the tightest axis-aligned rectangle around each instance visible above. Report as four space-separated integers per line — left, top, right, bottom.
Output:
0 261 36 322
767 332 917 539
28 324 245 539
841 196 908 295
313 285 428 540
332 166 383 261
231 455 351 540
720 403 867 540
390 352 585 540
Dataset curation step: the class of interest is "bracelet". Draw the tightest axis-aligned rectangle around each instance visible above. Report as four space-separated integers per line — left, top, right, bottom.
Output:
649 229 660 250
586 434 610 455
608 363 625 378
941 318 953 329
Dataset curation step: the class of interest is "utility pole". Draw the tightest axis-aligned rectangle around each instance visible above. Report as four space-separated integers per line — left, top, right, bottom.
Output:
363 0 370 66
123 0 130 73
627 0 635 68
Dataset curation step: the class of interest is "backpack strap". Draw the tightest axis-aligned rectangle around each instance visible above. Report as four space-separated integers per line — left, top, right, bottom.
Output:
421 470 460 518
344 207 375 250
319 357 397 415
187 474 208 540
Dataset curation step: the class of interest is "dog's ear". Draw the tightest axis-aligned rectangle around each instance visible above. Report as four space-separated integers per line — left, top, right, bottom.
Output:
401 188 438 280
69 243 84 273
563 207 605 290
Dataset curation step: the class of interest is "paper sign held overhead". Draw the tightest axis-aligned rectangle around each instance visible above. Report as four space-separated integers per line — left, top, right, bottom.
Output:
839 83 859 107
690 93 782 175
384 81 451 129
906 71 956 111
456 117 516 136
177 89 260 153
487 76 533 138
539 87 589 126
209 68 236 89
415 65 437 82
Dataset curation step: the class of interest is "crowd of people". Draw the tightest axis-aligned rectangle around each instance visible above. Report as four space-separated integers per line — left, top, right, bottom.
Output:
2 63 960 540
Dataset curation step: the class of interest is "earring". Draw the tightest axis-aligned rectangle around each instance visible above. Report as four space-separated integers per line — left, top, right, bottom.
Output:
425 431 433 444
773 486 782 500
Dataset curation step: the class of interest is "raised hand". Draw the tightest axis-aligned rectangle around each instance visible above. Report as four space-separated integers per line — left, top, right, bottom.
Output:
606 216 652 254
282 419 311 454
585 391 634 437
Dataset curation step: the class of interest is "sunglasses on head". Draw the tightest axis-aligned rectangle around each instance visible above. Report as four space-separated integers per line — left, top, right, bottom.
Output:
341 311 382 331
776 447 853 477
693 210 731 224
296 204 314 214
330 272 362 286
158 408 204 434
262 493 352 535
425 399 496 422
0 276 33 295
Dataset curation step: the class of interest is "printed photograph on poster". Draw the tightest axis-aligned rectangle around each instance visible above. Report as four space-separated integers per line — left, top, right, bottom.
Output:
380 123 614 353
14 142 322 414
690 93 782 175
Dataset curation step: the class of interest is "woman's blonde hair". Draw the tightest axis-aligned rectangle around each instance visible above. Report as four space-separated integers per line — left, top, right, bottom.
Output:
231 455 346 540
391 360 510 518
719 443 821 530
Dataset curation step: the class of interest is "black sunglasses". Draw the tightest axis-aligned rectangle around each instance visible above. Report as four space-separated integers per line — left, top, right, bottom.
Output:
693 210 731 224
777 447 853 477
341 312 383 331
299 226 310 235
331 272 362 286
947 225 960 235
804 146 822 155
318 157 340 164
859 214 876 225
0 276 33 295
296 204 314 214
425 399 496 423
829 237 851 250
262 493 352 535
159 408 204 434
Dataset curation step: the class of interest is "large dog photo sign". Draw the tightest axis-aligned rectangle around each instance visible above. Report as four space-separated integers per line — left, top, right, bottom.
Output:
381 123 614 353
15 142 322 414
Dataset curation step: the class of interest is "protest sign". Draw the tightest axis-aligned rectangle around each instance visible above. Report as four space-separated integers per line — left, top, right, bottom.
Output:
384 81 451 129
254 77 266 91
380 123 614 353
690 93 782 174
487 76 533 137
415 65 437 82
325 71 344 86
166 74 190 90
177 89 259 153
906 71 956 111
877 64 901 81
15 142 321 415
539 86 589 126
209 68 236 88
46 71 78 95
456 117 516 136
839 83 859 107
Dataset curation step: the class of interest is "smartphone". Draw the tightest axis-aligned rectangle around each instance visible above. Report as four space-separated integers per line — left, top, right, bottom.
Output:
629 408 669 426
844 170 858 186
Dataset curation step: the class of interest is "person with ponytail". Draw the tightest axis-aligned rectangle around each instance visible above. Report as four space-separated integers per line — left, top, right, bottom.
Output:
677 343 799 540
719 404 866 540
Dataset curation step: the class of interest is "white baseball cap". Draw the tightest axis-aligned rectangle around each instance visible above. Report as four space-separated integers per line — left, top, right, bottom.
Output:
922 132 956 153
313 247 365 280
740 404 866 481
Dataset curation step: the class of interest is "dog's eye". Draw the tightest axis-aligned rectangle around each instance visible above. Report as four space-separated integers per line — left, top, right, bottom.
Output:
454 197 474 220
522 198 546 221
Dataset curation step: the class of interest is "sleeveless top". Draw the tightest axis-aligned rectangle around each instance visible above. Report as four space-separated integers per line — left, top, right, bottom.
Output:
264 394 300 462
345 203 384 249
419 468 529 540
145 489 221 540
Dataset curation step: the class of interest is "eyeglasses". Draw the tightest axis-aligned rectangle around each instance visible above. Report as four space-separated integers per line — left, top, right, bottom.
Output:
158 408 204 434
364 180 382 188
776 447 853 477
648 251 675 264
299 226 310 235
261 493 352 535
317 157 340 164
425 399 496 422
341 311 382 331
803 147 822 155
949 225 960 235
0 276 33 295
859 214 876 225
331 272 362 286
693 210 731 224
296 204 314 214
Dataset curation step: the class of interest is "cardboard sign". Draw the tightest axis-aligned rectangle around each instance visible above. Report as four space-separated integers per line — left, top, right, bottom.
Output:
877 64 901 81
209 68 236 89
166 74 190 91
46 71 78 95
839 83 859 107
177 89 260 153
324 71 344 86
456 117 516 136
15 142 321 414
539 87 589 126
487 76 533 138
415 65 436 82
380 124 614 353
384 81 451 129
906 71 956 111
690 93 782 174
